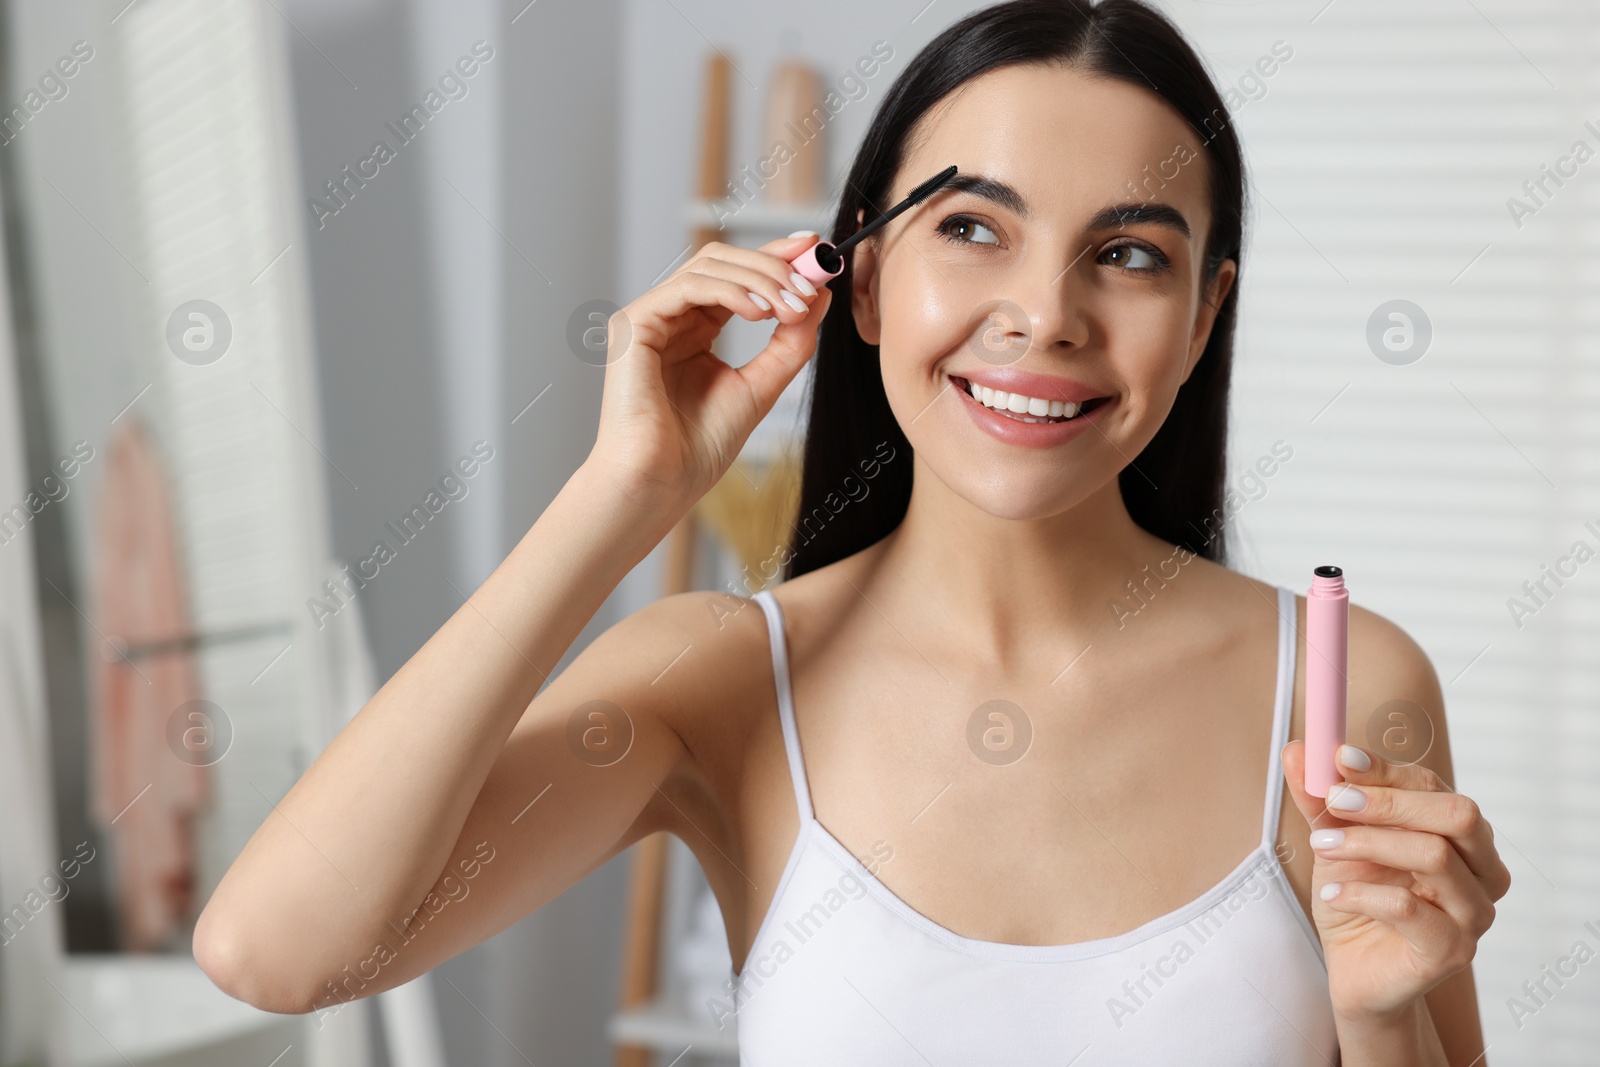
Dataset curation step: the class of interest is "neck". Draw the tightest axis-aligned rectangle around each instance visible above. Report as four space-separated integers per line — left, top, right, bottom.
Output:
863 453 1187 663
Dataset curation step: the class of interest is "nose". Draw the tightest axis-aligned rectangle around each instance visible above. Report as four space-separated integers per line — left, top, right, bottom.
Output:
970 247 1092 366
1019 245 1093 353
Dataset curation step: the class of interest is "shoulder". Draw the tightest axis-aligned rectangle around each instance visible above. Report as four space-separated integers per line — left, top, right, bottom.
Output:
1344 598 1457 785
761 535 893 637
588 588 776 702
1210 572 1454 782
598 587 772 655
1347 599 1438 692
583 588 780 755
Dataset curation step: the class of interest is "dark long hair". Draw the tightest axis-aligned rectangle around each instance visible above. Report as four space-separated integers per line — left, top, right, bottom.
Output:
783 0 1246 580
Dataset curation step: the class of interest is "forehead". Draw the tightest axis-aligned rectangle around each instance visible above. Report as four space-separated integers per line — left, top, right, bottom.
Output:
901 63 1212 235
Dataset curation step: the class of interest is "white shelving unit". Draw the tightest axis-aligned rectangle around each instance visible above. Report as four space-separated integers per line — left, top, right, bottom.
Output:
60 955 303 1067
683 199 832 237
608 831 742 1065
607 993 739 1064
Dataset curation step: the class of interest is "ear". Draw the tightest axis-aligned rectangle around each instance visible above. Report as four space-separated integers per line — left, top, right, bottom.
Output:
847 208 883 346
1180 257 1236 386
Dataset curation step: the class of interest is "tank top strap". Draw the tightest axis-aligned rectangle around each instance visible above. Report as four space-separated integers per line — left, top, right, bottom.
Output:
752 590 815 823
752 585 1295 850
1261 583 1298 852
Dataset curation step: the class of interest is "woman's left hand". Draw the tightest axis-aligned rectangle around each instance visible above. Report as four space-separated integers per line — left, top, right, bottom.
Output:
1282 740 1512 1022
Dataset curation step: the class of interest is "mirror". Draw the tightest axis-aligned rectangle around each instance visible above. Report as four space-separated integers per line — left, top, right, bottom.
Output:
1 0 333 1062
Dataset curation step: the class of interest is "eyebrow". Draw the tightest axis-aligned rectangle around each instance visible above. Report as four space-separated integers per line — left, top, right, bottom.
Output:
941 172 1030 217
936 171 1193 240
1089 201 1192 240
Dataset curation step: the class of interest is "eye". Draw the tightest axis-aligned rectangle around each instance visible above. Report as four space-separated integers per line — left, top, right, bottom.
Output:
1100 241 1169 274
935 214 1001 247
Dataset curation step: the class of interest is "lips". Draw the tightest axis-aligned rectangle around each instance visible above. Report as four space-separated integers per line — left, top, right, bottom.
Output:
948 372 1115 448
956 377 1110 423
949 371 1113 424
957 368 1110 406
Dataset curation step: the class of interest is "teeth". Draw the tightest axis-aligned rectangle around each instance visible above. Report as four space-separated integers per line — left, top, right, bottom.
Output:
967 379 1084 420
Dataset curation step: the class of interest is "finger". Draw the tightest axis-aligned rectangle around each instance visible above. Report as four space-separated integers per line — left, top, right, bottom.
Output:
1282 741 1355 833
705 240 828 304
737 286 832 413
1322 779 1504 888
1331 742 1447 794
683 238 827 299
755 229 824 258
1310 824 1497 937
684 257 816 324
1318 880 1471 968
630 269 785 343
1330 743 1511 900
1285 742 1404 923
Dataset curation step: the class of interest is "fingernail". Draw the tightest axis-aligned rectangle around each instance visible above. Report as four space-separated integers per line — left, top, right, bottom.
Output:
746 291 771 312
1309 828 1345 850
1327 783 1366 812
788 272 817 297
788 229 818 238
1338 745 1371 772
1319 882 1342 901
779 290 807 312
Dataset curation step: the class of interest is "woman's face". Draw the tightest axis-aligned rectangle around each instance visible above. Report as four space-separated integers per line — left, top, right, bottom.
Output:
850 63 1236 521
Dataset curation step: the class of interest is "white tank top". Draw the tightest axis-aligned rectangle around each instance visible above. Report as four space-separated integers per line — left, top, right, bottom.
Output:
729 584 1340 1064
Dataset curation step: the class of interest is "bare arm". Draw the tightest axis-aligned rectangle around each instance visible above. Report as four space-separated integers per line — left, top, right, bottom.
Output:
193 232 833 1012
1403 620 1490 1066
194 463 681 1011
1354 607 1490 1066
1284 605 1504 1066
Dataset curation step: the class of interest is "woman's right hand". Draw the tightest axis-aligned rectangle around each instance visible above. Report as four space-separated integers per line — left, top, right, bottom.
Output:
589 232 832 509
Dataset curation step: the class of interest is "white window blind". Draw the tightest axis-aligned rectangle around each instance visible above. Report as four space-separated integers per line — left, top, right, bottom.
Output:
1167 1 1599 1060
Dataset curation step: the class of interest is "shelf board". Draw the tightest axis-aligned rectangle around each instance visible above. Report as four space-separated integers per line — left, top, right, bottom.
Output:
60 954 300 1067
685 198 832 235
608 991 739 1060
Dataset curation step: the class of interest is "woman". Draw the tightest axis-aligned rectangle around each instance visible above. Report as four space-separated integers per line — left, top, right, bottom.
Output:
196 1 1508 1062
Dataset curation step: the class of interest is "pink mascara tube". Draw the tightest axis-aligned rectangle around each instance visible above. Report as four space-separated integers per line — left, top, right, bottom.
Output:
1305 565 1349 798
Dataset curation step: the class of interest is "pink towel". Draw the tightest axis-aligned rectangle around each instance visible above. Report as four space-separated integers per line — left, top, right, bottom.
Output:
89 417 209 951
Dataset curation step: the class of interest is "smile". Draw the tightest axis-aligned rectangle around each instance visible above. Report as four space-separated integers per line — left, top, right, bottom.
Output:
952 376 1112 424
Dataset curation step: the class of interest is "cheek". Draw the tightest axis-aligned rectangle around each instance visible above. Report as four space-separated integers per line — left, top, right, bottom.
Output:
875 263 992 387
1111 298 1195 394
883 272 964 363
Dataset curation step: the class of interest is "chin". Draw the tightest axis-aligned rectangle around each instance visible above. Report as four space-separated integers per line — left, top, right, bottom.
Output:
925 460 1100 522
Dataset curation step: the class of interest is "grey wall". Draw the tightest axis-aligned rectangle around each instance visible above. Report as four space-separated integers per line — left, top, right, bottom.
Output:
284 1 454 686
486 5 633 1064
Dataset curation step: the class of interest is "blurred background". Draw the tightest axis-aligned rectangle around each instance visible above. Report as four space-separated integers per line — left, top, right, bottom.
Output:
0 0 1593 1064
